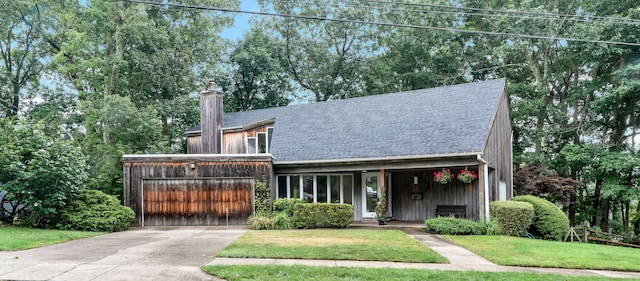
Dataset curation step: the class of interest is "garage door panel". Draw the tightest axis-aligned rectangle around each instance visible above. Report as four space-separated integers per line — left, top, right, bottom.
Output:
142 178 253 226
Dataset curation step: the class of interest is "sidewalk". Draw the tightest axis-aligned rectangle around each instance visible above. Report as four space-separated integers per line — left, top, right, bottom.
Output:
207 223 640 279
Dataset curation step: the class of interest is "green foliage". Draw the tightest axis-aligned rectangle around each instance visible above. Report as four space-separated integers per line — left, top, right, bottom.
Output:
247 214 273 230
0 120 88 227
424 217 485 235
272 198 304 217
511 195 569 241
58 189 134 232
490 201 534 237
271 212 295 230
479 219 502 236
254 181 271 216
218 27 292 112
293 203 353 228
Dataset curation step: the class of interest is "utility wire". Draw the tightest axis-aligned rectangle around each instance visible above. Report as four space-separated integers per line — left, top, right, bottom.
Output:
269 0 639 26
115 0 640 47
352 0 640 25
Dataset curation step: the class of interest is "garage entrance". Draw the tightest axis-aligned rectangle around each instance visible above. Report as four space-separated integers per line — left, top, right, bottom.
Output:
142 178 253 226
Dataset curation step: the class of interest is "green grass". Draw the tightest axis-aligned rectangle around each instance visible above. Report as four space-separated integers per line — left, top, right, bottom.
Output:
445 235 640 271
216 229 447 263
0 225 104 251
201 265 625 281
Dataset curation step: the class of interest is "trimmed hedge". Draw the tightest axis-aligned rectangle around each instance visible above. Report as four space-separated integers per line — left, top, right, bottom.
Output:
58 189 135 232
490 200 534 237
424 217 484 235
273 198 305 217
511 195 569 241
293 203 353 228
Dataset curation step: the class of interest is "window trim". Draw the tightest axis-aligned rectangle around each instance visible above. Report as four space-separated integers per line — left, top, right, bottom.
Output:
276 174 354 204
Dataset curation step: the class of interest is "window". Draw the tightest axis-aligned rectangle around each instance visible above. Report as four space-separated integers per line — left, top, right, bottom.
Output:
247 127 274 154
247 137 257 154
276 174 354 204
257 132 267 153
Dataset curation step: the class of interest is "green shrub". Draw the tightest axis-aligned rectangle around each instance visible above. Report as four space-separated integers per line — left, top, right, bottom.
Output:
271 211 295 230
490 200 534 237
254 181 271 216
273 198 305 217
479 219 502 236
58 190 134 232
293 203 353 228
511 195 569 241
424 217 484 235
248 214 273 230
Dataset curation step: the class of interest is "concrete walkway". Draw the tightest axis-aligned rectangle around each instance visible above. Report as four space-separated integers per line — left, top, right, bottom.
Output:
208 224 640 279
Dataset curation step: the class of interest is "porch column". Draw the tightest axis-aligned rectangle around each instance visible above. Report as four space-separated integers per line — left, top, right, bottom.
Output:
379 169 385 196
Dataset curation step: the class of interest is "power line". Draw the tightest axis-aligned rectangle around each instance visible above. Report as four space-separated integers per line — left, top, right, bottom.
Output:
353 0 640 25
115 0 640 47
270 0 639 27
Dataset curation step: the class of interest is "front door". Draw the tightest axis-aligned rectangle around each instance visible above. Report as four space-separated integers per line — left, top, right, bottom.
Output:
362 172 392 218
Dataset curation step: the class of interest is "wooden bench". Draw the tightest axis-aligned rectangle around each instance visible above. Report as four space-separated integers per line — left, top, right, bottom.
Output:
436 205 467 218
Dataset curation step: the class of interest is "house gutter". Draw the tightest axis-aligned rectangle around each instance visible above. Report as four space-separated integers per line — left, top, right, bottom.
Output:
477 154 490 220
274 152 482 165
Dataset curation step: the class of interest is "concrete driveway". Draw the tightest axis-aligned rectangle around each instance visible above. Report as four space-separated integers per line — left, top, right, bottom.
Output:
0 226 246 281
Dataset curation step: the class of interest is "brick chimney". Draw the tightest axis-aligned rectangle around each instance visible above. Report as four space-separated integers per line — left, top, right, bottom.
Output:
200 81 223 154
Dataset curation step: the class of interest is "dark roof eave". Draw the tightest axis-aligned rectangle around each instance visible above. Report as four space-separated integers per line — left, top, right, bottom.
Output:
273 152 482 166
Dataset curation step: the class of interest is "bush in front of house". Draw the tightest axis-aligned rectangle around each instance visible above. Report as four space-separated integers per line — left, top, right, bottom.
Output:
57 189 135 232
511 195 569 241
293 203 353 228
248 214 274 230
490 200 534 237
424 217 485 235
273 198 305 217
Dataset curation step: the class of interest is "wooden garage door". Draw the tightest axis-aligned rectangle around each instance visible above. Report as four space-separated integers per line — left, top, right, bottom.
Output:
142 178 253 226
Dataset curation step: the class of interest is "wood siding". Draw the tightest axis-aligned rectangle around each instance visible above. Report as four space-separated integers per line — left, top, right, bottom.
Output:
481 88 513 203
390 169 480 221
143 178 252 226
123 155 273 226
200 90 223 154
187 122 275 155
187 135 202 154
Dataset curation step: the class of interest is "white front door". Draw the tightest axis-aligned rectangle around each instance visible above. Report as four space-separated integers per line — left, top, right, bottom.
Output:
362 172 392 218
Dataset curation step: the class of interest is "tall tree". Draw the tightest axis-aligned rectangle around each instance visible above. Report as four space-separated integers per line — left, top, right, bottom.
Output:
218 27 293 112
259 0 377 101
0 1 51 117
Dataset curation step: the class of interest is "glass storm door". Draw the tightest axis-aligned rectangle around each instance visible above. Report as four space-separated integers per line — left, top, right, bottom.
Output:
362 172 391 218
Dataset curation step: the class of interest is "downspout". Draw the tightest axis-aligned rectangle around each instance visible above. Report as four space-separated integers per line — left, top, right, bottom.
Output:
477 155 490 220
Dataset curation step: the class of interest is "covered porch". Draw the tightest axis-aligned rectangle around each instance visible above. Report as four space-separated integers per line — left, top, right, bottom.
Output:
273 153 499 222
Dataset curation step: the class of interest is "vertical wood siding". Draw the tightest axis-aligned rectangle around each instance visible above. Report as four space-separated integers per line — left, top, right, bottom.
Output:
187 135 202 154
481 89 513 202
390 169 480 221
143 178 252 226
200 92 223 154
124 156 273 226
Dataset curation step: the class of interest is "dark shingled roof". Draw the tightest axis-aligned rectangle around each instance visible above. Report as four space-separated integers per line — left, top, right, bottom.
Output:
190 79 506 163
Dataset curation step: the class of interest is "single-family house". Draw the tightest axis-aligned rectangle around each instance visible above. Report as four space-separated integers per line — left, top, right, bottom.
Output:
123 78 512 226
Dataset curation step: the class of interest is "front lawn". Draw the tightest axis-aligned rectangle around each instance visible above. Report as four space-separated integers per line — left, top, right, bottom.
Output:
216 229 447 263
0 225 104 251
445 235 640 271
201 265 622 281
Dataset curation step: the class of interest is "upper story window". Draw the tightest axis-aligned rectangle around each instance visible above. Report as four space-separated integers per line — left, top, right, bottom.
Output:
247 127 273 154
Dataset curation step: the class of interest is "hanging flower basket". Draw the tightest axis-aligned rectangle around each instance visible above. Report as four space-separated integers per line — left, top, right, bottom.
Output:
433 169 454 184
457 168 478 183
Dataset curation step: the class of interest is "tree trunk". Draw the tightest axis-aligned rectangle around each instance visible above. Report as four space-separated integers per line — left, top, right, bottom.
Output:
634 201 640 235
600 199 610 233
591 178 603 227
622 202 629 233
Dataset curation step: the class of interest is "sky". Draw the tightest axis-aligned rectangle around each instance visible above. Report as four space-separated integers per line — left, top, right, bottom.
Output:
220 0 260 41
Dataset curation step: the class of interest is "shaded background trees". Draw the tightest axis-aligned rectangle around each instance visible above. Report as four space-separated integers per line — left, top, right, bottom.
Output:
0 0 638 233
